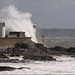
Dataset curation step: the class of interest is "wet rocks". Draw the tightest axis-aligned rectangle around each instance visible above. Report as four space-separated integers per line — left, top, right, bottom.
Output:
1 42 75 62
67 47 75 53
0 53 8 59
23 55 56 61
0 42 56 62
49 46 66 51
48 46 75 56
0 66 16 71
0 59 20 63
0 66 31 71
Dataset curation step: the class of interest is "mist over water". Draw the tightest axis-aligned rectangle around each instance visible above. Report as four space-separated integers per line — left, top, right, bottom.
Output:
0 5 37 43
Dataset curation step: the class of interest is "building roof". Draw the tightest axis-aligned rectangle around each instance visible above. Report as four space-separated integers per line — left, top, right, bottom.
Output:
10 31 25 33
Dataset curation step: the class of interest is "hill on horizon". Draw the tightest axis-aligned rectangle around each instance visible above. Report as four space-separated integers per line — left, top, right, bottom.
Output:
36 28 75 39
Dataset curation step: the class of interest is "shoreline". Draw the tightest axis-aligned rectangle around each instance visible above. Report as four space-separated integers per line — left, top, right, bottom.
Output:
0 42 75 63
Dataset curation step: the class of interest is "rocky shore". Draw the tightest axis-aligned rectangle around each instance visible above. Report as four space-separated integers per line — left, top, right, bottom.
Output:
48 46 75 56
0 42 56 63
0 42 75 63
0 42 75 71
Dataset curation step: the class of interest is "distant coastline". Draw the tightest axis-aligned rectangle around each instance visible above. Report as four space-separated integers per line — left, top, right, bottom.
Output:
36 28 75 39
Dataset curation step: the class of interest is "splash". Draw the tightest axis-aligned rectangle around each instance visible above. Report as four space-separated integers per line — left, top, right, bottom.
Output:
0 5 37 43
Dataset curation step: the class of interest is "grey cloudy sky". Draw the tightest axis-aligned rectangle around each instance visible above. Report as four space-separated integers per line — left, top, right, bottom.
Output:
0 0 75 29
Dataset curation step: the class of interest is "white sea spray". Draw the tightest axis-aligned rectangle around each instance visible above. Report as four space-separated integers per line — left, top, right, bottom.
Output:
0 5 37 43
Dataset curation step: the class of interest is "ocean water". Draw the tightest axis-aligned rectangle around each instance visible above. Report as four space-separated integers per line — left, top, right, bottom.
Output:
0 56 75 74
45 38 75 48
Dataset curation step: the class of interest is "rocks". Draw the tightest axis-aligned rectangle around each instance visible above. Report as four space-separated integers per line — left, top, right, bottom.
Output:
48 46 75 56
0 66 31 71
67 47 75 53
23 55 56 61
14 42 29 49
0 42 56 62
0 59 20 63
49 46 66 51
0 66 16 71
1 42 75 62
0 53 8 58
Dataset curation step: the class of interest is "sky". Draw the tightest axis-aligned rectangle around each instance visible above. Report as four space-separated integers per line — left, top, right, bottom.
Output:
0 0 75 29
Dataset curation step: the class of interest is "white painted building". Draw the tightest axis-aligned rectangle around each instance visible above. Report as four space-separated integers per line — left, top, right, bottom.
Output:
0 22 5 37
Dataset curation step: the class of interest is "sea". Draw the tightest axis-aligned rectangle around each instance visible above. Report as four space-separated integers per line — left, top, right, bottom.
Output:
0 56 75 74
44 38 75 48
0 39 75 74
